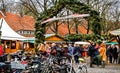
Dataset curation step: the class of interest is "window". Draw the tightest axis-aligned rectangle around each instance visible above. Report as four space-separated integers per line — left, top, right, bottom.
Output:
20 31 23 34
17 30 34 35
29 31 31 34
29 43 34 48
27 31 30 34
6 41 10 48
17 31 23 34
11 41 16 49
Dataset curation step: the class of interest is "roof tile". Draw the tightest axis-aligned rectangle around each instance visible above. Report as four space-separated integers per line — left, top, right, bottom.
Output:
0 12 35 31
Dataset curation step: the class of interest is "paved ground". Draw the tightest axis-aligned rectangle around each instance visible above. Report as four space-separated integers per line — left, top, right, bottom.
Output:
81 57 120 73
72 57 120 73
87 64 120 73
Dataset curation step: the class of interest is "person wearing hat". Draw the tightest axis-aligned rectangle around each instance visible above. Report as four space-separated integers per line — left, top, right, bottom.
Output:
62 44 69 57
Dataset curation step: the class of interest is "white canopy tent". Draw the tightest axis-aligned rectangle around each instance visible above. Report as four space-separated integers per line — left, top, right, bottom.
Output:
0 18 27 40
109 29 120 36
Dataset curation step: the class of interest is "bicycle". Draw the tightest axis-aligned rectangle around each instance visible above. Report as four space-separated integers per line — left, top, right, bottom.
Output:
40 54 75 73
40 55 59 73
67 54 87 73
75 58 87 73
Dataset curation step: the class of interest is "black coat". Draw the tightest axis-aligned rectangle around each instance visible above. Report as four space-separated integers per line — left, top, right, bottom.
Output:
73 46 82 57
87 45 96 57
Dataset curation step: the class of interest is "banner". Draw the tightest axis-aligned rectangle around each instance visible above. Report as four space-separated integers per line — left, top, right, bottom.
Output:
41 14 90 24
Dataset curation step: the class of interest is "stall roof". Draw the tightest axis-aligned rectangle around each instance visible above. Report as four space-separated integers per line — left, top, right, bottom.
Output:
109 29 120 36
24 34 65 43
0 18 27 40
105 42 118 45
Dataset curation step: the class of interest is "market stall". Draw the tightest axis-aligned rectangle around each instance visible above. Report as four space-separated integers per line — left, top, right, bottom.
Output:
0 18 27 53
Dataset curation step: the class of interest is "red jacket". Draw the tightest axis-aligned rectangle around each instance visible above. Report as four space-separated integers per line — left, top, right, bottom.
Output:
0 45 3 56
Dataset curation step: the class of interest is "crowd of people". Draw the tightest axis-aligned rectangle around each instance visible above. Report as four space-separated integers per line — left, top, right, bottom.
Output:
36 41 120 67
38 41 120 67
106 44 120 64
0 41 120 68
37 42 88 64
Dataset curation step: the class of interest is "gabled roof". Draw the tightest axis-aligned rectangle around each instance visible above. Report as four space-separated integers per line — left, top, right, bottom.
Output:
0 18 26 40
0 11 91 37
25 34 65 43
0 12 35 31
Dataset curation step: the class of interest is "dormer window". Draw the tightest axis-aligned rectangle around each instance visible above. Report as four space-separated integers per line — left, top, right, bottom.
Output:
17 30 34 35
20 31 23 34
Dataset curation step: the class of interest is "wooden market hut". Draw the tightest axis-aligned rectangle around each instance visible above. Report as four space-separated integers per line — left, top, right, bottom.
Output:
45 34 65 43
0 18 27 53
105 38 118 45
22 34 65 52
2 40 22 53
109 29 120 47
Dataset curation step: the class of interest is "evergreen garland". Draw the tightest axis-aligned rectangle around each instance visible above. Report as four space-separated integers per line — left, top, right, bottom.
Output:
35 0 102 51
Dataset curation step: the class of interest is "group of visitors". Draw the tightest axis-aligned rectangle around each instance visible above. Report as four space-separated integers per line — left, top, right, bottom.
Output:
36 41 120 68
37 42 88 64
106 44 120 64
87 42 107 68
0 41 120 69
87 41 120 68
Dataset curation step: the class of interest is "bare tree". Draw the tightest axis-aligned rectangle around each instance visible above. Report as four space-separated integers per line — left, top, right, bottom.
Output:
19 0 58 18
1 0 119 35
79 0 119 34
110 3 120 30
0 0 6 15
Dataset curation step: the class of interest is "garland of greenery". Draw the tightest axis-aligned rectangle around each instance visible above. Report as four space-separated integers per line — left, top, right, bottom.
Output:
66 34 111 43
35 0 102 51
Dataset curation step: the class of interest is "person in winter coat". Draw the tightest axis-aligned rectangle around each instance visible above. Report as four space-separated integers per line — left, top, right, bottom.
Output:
113 45 118 64
99 43 107 68
73 43 82 64
0 45 3 56
0 45 3 62
94 43 100 66
87 42 96 67
108 45 114 63
68 43 74 56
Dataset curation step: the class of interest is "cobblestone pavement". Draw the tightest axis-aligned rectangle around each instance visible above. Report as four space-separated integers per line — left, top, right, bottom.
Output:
87 64 120 73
